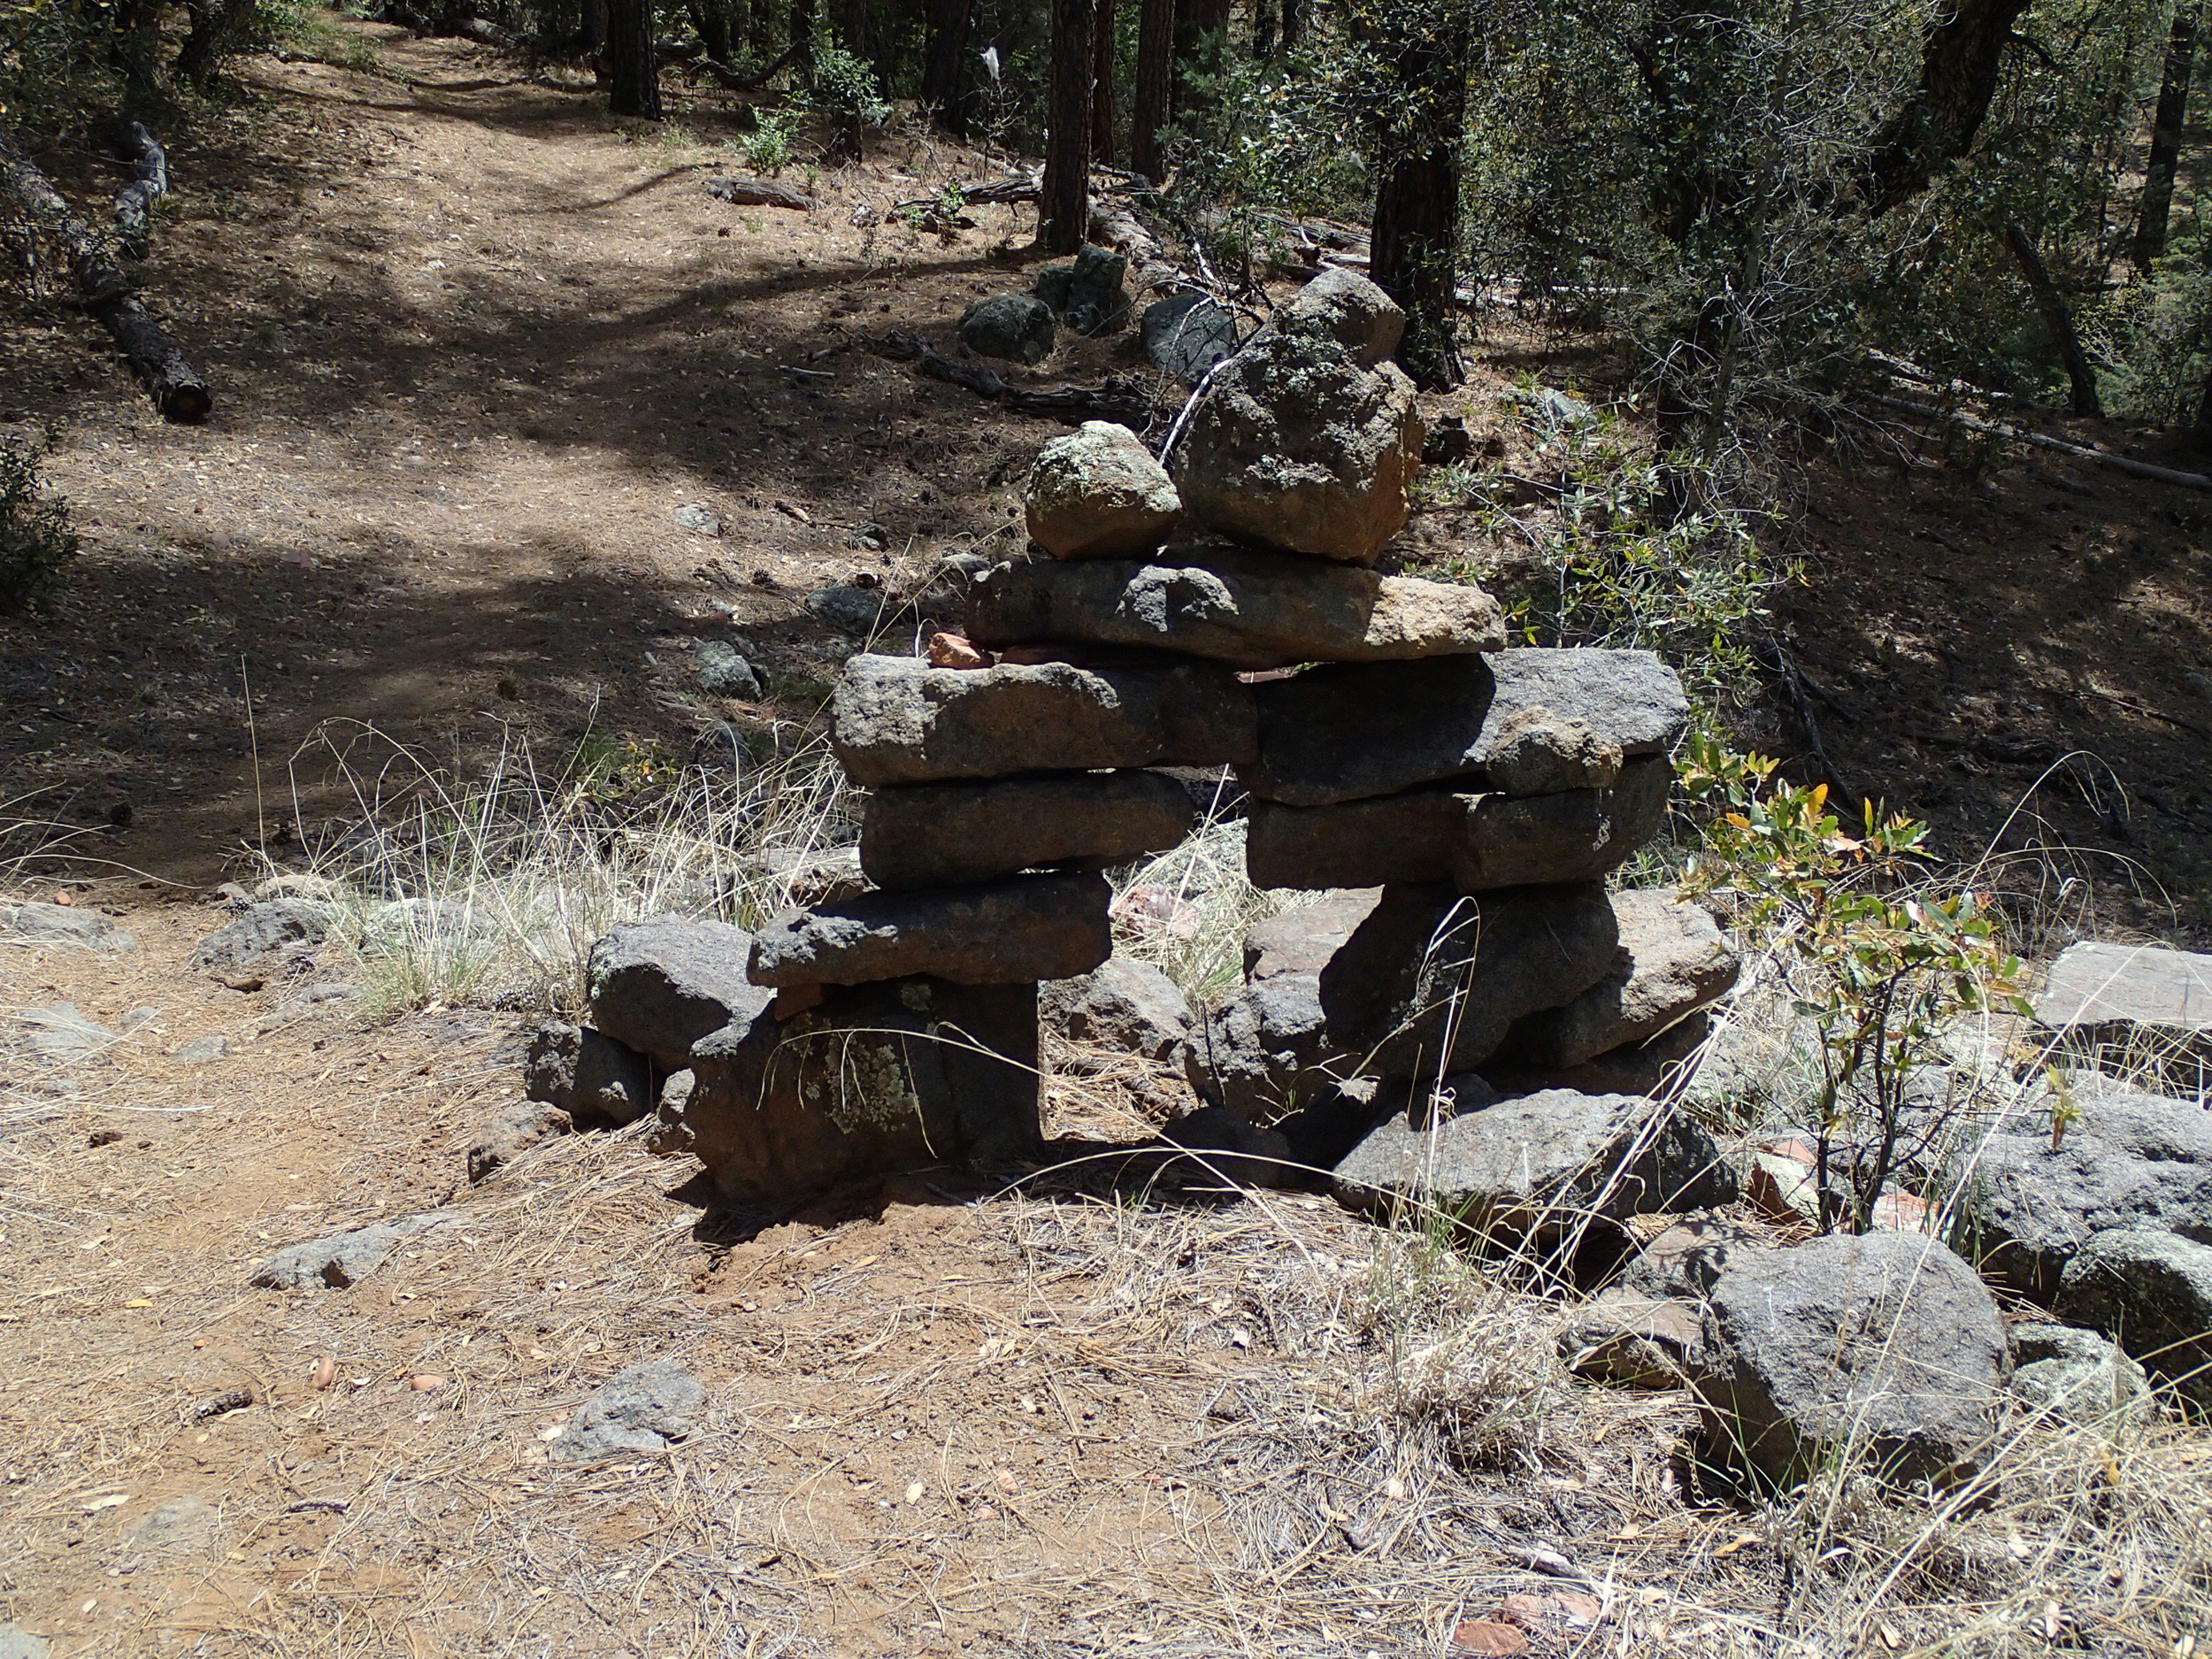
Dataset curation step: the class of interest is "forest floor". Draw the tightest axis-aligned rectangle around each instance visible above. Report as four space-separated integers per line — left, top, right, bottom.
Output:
4 16 2212 1658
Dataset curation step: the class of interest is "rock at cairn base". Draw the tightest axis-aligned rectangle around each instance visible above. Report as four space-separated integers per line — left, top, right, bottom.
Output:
1040 957 1194 1067
832 655 1256 787
588 917 771 1070
2055 1225 2212 1402
1242 649 1689 807
2034 939 2212 1087
966 546 1505 671
1024 421 1181 558
524 1020 654 1126
1484 704 1624 795
749 871 1112 988
666 978 1041 1205
859 772 1194 890
1502 889 1740 1071
1033 243 1130 336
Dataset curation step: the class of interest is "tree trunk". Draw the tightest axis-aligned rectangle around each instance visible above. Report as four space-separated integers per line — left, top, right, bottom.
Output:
579 0 606 58
788 0 815 67
1253 0 1276 58
175 0 244 84
832 0 867 58
1173 0 1228 108
111 119 167 260
1864 0 2033 210
1279 0 1302 50
1131 0 1174 180
1370 10 1471 388
689 0 733 64
1092 0 1118 163
920 0 975 133
606 0 663 114
1041 0 1096 253
2193 362 2212 449
2004 221 2102 418
2135 0 2200 269
749 0 779 61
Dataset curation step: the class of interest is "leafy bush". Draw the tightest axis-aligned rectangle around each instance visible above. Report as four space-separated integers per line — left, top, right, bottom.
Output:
733 109 798 174
807 36 890 154
0 429 81 612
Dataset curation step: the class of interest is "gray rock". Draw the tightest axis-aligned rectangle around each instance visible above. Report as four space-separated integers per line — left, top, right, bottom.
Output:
859 771 1194 890
695 639 764 699
587 917 771 1070
673 502 723 536
740 844 872 909
0 901 135 952
173 1034 229 1064
124 1494 219 1557
831 654 1257 787
1186 971 1351 1121
188 899 327 971
749 872 1112 988
1141 291 1237 382
2009 1323 2156 1425
523 1022 653 1126
1560 1288 1704 1387
1023 421 1181 558
1242 649 1691 807
675 977 1041 1204
250 1212 453 1291
17 1002 119 1064
1953 1079 2212 1302
1243 891 1382 981
1690 1231 2012 1490
467 1098 573 1183
806 584 891 637
1317 882 1622 1077
0 1624 49 1659
657 1067 694 1119
1255 265 1405 368
1486 1010 1714 1102
1619 1213 1770 1301
551 1359 707 1463
1033 243 1130 336
1243 757 1670 890
1171 326 1421 565
1040 957 1193 1065
1509 385 1598 433
2055 1226 2212 1402
958 293 1056 365
2035 940 2212 1085
122 1005 162 1030
1504 890 1740 1070
1484 704 1624 795
967 546 1505 671
1160 1104 1291 1187
1333 1091 1735 1239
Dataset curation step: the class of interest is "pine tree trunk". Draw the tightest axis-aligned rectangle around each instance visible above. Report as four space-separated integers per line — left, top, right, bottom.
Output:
1253 0 1276 58
789 0 815 67
579 0 605 56
749 0 779 61
920 0 975 132
1131 0 1174 180
2004 221 2102 417
1092 0 1118 164
606 0 663 115
1041 0 1097 253
2135 1 2200 269
690 0 733 64
1864 0 2032 209
1371 12 1471 388
1279 0 1302 50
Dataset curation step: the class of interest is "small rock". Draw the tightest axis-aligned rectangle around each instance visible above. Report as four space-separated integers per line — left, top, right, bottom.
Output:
173 1035 228 1064
926 631 989 668
805 584 890 637
250 1213 453 1291
695 639 763 699
673 502 723 536
1033 243 1129 335
553 1359 707 1462
124 1495 218 1558
2009 1323 2156 1425
1508 385 1598 433
1040 957 1193 1065
1243 891 1382 980
17 1002 119 1064
748 872 1113 988
0 901 135 953
1141 291 1238 382
2055 1225 2212 1402
587 917 771 1070
858 771 1194 889
1559 1288 1703 1387
122 1004 162 1031
1160 1104 1290 1187
524 1022 654 1126
0 1623 50 1659
188 900 327 972
1483 704 1624 795
467 1098 573 1183
957 294 1056 365
1022 422 1181 558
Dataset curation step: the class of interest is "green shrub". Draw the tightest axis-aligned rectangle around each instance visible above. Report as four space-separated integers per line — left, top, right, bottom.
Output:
0 429 81 612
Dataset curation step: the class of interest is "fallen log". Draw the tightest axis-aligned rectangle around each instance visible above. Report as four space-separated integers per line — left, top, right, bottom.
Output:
707 174 815 210
1 128 211 421
111 119 167 259
695 42 803 90
861 331 1153 426
1866 394 2212 491
456 14 517 48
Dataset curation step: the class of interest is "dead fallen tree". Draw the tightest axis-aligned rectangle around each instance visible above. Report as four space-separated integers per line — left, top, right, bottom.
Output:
695 42 804 90
1867 393 2212 491
1 128 211 421
861 331 1152 426
707 174 815 210
111 120 167 259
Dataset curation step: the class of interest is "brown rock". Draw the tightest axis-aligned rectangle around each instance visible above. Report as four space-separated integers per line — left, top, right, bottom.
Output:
1024 420 1182 557
1483 703 1624 795
926 631 990 668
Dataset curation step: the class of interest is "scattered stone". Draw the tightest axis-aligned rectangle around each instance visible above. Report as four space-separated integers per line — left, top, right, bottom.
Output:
124 1495 219 1557
1242 649 1690 807
2055 1226 2212 1402
587 917 771 1070
749 872 1112 988
523 1021 655 1126
1160 1104 1290 1187
250 1212 453 1291
2035 940 2212 1084
551 1359 706 1463
0 1624 49 1659
1509 385 1597 433
1184 972 1346 1120
926 631 989 668
967 547 1505 670
17 1002 119 1064
122 1004 161 1030
1744 1141 1824 1227
675 977 1041 1203
173 1034 228 1064
1503 890 1740 1070
831 654 1256 787
188 899 326 971
1560 1288 1704 1387
2010 1323 2156 1425
1040 957 1193 1065
1620 1214 1771 1302
1022 421 1182 558
1688 1230 2013 1490
805 584 890 637
1333 1091 1735 1241
1484 705 1624 795
0 900 135 952
1034 243 1130 335
467 1098 573 1183
1141 291 1237 382
859 771 1194 889
1243 890 1382 980
958 293 1056 364
695 639 764 699
673 502 723 536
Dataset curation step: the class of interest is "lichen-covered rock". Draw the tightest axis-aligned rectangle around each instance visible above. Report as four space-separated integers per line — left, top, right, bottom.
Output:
1185 972 1349 1121
1254 265 1405 368
550 1359 706 1463
188 900 326 970
2055 1225 2212 1402
1033 243 1130 335
1023 422 1181 558
2010 1324 2156 1425
250 1212 455 1291
0 901 135 953
958 293 1056 364
1141 291 1237 381
859 772 1194 889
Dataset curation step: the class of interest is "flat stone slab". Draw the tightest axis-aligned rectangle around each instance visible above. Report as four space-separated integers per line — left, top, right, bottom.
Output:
16 1002 119 1064
1241 649 1689 806
250 1212 454 1291
749 872 1112 987
2036 941 2212 1084
0 902 135 953
588 917 771 1069
858 772 1194 889
1243 756 1670 890
965 547 1505 670
1243 890 1382 980
832 654 1256 787
1502 888 1740 1069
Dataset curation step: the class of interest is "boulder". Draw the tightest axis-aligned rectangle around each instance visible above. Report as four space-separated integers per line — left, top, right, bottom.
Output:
671 977 1041 1205
1241 649 1690 807
859 772 1194 890
1503 890 1740 1070
466 1099 572 1183
1483 704 1624 795
695 639 764 699
967 547 1505 670
17 1002 119 1064
188 899 327 971
831 654 1256 787
1023 422 1181 558
1333 1091 1736 1241
1159 1104 1291 1187
1255 265 1405 367
0 901 135 952
958 294 1056 364
1619 1213 1771 1301
2055 1226 2212 1402
2035 940 2212 1085
1243 890 1382 980
2009 1323 2156 1426
250 1212 454 1291
1141 291 1238 381
1184 972 1349 1121
806 584 890 637
1690 1231 2013 1490
1040 957 1193 1066
1241 757 1670 891
523 1021 654 1125
1559 1288 1704 1387
1317 882 1621 1076
550 1359 706 1463
1170 327 1422 564
748 872 1112 988
587 918 771 1070
1033 243 1130 335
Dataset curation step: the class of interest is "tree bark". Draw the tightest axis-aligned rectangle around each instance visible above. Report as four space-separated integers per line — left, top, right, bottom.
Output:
1279 0 1302 50
689 0 733 65
2004 221 2101 418
1370 7 1471 388
1092 0 1118 164
920 0 976 133
606 0 663 114
1863 0 2033 210
749 0 779 62
579 0 606 58
111 119 167 260
175 0 245 84
1131 0 1174 180
1041 0 1097 253
1253 0 1276 58
2135 0 2200 269
788 0 815 68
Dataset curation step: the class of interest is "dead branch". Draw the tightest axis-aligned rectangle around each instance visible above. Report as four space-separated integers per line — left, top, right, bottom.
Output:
861 331 1154 426
111 119 166 259
708 174 815 210
1867 394 2212 491
695 42 804 90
